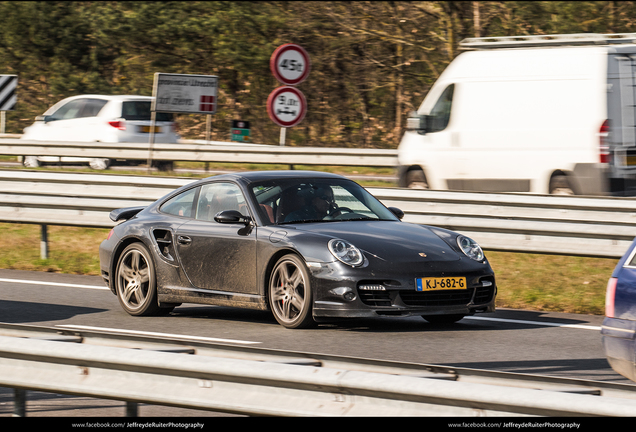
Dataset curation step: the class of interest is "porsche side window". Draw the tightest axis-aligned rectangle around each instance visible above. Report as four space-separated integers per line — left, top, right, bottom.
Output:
428 84 454 133
160 187 198 218
196 182 247 222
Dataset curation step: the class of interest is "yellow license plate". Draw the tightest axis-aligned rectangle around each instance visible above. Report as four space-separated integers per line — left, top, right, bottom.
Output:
416 277 467 291
626 156 636 166
140 126 162 133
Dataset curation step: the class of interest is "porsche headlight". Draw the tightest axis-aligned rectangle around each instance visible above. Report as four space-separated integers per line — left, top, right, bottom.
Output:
457 235 484 261
328 239 364 266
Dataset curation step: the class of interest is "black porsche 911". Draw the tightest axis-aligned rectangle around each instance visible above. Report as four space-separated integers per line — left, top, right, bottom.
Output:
99 171 496 329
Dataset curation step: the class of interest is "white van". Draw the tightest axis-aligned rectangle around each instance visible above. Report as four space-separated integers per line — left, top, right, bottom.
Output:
398 33 636 196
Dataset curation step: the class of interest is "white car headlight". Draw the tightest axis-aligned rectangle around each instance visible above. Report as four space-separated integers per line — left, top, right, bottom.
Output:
328 239 364 266
457 235 484 261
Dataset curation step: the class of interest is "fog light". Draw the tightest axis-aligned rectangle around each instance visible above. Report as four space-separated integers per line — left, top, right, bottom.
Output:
328 287 357 301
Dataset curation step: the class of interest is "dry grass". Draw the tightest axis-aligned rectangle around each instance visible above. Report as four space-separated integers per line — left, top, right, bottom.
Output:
0 223 110 275
486 251 615 315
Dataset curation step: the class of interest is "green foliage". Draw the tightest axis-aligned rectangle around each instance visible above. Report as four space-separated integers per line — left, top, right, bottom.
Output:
1 1 636 145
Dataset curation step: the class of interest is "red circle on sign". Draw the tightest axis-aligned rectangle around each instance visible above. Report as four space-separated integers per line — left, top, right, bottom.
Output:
267 86 307 128
270 44 311 86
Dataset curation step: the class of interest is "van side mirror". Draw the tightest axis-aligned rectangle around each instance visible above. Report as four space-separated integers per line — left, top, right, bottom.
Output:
406 112 429 135
35 115 52 123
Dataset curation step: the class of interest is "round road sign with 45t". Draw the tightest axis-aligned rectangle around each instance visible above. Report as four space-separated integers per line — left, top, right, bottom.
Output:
267 86 307 128
270 44 311 86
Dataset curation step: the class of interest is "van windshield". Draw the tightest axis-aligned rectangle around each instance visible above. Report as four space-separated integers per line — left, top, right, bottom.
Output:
121 101 174 122
428 84 454 133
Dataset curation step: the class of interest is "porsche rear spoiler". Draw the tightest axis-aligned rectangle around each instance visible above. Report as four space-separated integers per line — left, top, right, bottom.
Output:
109 206 146 222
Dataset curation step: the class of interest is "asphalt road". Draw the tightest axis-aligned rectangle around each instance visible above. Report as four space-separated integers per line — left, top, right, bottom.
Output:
0 268 631 417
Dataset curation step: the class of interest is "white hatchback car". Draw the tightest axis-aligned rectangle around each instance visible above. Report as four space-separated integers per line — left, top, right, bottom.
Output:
21 95 180 170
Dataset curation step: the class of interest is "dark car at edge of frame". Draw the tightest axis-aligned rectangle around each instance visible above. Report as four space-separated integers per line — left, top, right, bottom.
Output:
99 171 496 329
603 237 636 382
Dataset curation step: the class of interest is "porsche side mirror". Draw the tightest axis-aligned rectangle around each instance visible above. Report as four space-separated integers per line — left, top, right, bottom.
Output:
214 210 252 225
388 207 404 220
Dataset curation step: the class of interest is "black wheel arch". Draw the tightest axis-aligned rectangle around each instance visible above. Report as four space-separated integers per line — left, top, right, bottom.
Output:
398 165 427 188
262 248 308 310
549 170 579 195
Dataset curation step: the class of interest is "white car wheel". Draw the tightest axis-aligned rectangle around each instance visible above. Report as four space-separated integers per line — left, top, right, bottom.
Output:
23 156 40 168
89 158 111 170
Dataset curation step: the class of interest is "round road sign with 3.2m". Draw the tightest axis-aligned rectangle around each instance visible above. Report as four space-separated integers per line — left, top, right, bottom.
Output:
267 86 307 128
270 44 311 86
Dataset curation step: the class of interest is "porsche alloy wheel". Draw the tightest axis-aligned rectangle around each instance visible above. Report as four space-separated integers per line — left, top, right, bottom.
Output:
115 243 164 316
269 254 315 329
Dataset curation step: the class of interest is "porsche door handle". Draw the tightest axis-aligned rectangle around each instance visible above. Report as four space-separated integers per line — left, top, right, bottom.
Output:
177 235 192 245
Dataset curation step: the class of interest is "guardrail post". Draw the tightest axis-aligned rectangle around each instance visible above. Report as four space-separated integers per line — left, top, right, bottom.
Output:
40 224 49 260
126 401 138 417
13 388 26 417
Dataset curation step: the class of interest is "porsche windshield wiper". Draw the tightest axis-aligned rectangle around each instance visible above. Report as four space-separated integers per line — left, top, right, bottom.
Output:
278 219 335 225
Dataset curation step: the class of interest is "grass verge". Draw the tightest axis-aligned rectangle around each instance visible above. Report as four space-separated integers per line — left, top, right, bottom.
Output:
0 223 616 316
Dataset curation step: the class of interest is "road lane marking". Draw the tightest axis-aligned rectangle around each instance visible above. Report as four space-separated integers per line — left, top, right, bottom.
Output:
1 277 603 332
56 324 261 345
0 277 108 290
464 316 602 331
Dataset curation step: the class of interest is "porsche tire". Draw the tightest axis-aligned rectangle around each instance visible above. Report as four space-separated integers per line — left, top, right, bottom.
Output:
269 254 315 329
115 242 165 316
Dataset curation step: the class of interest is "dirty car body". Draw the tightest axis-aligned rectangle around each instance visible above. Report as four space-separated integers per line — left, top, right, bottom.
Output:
99 171 496 328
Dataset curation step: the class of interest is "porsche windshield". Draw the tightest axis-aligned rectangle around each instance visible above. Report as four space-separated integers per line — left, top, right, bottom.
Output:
251 178 398 225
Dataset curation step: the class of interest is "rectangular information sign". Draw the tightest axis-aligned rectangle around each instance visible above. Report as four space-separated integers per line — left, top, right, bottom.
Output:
152 73 218 114
231 120 251 142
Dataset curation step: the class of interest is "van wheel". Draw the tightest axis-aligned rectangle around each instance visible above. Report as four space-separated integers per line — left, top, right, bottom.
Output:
154 161 174 172
406 170 429 189
549 175 574 195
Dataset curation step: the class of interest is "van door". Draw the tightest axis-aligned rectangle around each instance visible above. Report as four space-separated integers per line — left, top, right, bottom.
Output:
423 84 461 190
607 49 636 192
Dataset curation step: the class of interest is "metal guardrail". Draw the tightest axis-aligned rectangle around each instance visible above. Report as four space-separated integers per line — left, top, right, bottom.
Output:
373 188 636 258
0 169 634 258
0 138 398 168
2 323 636 417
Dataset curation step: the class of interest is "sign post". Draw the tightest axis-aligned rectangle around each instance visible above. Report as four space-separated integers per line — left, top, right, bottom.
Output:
151 73 218 170
269 44 310 146
0 75 17 134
